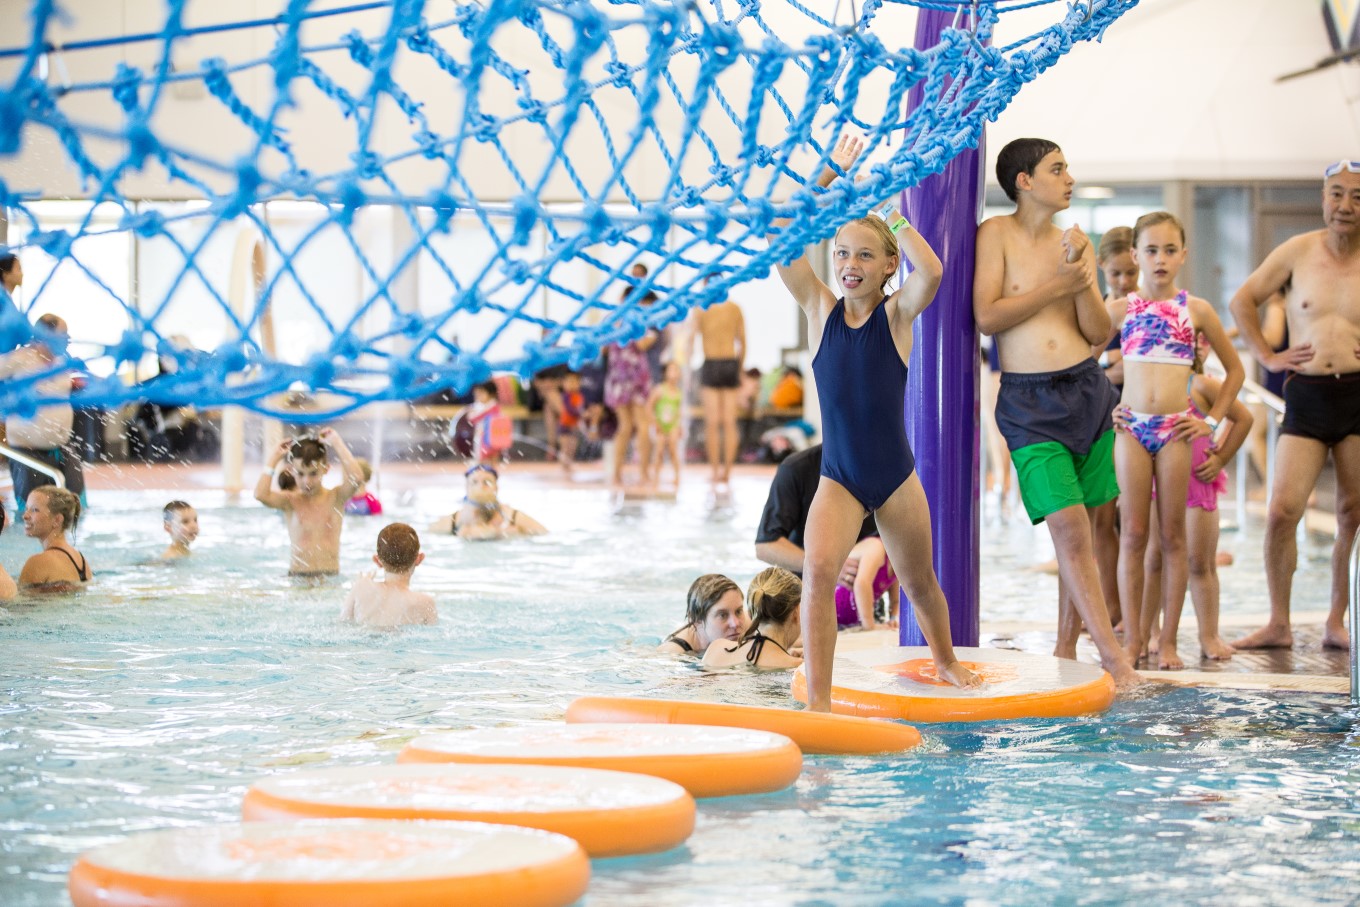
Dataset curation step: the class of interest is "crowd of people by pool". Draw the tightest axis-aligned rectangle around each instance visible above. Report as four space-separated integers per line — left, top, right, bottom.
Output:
0 138 1356 711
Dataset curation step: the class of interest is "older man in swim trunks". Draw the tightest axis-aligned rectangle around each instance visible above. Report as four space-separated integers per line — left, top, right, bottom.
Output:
1230 160 1360 651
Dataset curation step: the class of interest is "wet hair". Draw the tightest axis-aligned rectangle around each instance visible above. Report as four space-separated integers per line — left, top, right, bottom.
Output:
355 458 373 483
832 217 900 292
995 137 1061 202
287 437 328 467
1132 211 1186 246
376 522 421 572
0 254 16 279
277 469 297 491
741 567 802 639
163 500 193 521
1097 226 1134 265
683 574 742 628
33 485 81 532
474 380 497 399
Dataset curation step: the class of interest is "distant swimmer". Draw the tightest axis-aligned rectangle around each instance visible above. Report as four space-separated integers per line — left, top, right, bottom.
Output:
254 428 365 576
159 500 199 560
431 464 547 540
341 522 437 628
659 574 747 656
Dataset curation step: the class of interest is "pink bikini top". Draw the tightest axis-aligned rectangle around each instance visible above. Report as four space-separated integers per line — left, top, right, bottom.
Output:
1120 290 1194 365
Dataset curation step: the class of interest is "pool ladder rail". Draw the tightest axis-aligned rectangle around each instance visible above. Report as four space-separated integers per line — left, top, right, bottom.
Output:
0 442 66 491
1351 526 1359 705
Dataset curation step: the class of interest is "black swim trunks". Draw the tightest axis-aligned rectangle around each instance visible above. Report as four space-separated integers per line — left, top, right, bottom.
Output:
1281 371 1360 446
699 358 741 389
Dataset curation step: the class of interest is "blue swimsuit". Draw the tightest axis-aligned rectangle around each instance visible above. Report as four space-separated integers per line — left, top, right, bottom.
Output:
811 299 916 512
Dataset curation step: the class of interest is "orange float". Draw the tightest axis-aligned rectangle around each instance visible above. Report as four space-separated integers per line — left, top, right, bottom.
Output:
791 646 1116 723
68 820 588 907
400 723 801 798
565 695 921 755
241 763 693 857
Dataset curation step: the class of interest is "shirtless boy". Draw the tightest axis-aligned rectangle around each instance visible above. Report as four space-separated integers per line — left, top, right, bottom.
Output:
255 428 364 575
159 500 199 560
690 283 747 490
340 522 437 628
973 137 1142 687
1230 161 1360 651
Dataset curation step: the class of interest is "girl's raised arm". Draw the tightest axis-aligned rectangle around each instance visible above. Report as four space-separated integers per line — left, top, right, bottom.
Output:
769 135 863 314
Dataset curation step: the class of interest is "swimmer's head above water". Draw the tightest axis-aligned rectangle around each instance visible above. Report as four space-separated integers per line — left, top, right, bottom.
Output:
683 574 747 649
464 464 499 509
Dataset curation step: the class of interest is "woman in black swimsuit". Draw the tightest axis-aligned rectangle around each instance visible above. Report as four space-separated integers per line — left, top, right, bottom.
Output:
19 485 91 588
658 574 746 656
702 568 803 669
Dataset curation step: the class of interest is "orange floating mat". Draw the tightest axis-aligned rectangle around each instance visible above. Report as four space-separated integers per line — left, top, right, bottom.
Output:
69 820 588 907
241 763 694 857
565 696 921 755
400 723 801 798
791 646 1116 723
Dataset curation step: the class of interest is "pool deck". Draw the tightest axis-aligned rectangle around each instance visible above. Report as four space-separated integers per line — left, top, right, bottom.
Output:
71 458 1355 696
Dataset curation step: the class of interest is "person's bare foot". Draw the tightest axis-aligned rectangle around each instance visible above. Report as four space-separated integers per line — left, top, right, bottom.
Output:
1107 661 1146 691
1215 551 1234 567
1146 636 1160 656
1157 642 1184 671
1232 624 1294 649
938 661 983 689
1322 622 1351 650
1200 636 1235 660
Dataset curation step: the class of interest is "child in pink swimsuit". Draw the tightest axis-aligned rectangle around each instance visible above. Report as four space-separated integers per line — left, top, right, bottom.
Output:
832 536 898 629
1137 333 1254 663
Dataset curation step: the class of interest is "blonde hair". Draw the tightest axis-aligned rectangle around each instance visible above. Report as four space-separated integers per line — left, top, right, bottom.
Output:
1097 226 1134 264
742 567 801 639
1132 211 1186 246
355 458 373 483
834 216 899 293
33 485 81 532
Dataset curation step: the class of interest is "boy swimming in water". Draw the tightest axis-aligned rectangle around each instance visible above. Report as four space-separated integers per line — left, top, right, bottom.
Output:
159 500 199 560
340 522 437 627
255 427 364 575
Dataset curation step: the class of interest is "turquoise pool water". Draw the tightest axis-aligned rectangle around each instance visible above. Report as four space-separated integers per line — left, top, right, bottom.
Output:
1 478 1356 906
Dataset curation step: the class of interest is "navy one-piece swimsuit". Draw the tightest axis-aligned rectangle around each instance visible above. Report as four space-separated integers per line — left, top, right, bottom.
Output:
811 298 916 512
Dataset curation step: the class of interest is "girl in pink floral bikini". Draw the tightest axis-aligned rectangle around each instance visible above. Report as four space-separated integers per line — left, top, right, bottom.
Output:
1105 211 1244 669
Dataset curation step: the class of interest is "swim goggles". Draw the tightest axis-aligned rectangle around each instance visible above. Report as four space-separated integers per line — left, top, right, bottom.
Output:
465 463 499 479
1323 160 1360 178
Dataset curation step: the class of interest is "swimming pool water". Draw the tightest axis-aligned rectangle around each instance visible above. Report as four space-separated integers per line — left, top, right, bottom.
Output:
1 477 1356 906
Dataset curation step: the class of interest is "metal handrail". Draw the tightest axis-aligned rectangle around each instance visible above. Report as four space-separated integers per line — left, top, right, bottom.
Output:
1350 526 1359 705
1204 364 1284 522
0 442 66 489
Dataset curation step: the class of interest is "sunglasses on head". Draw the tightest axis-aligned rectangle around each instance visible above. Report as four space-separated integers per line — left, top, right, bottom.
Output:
1323 160 1360 178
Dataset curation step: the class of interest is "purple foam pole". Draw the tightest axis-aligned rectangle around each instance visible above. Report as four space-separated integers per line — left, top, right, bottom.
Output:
899 7 984 648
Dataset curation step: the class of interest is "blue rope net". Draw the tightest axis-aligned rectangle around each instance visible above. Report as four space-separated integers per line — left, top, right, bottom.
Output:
0 0 1137 420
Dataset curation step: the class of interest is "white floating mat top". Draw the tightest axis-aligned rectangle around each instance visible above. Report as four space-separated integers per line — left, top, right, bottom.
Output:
794 646 1116 722
241 763 695 857
401 723 803 798
68 820 589 907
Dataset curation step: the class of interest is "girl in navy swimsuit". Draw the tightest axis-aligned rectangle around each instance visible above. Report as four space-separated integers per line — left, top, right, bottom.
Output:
772 135 981 711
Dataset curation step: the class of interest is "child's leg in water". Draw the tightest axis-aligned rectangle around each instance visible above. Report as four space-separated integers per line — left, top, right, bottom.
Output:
1187 505 1234 659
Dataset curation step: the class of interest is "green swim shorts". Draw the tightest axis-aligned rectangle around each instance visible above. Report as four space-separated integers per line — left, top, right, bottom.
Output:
1010 429 1119 525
